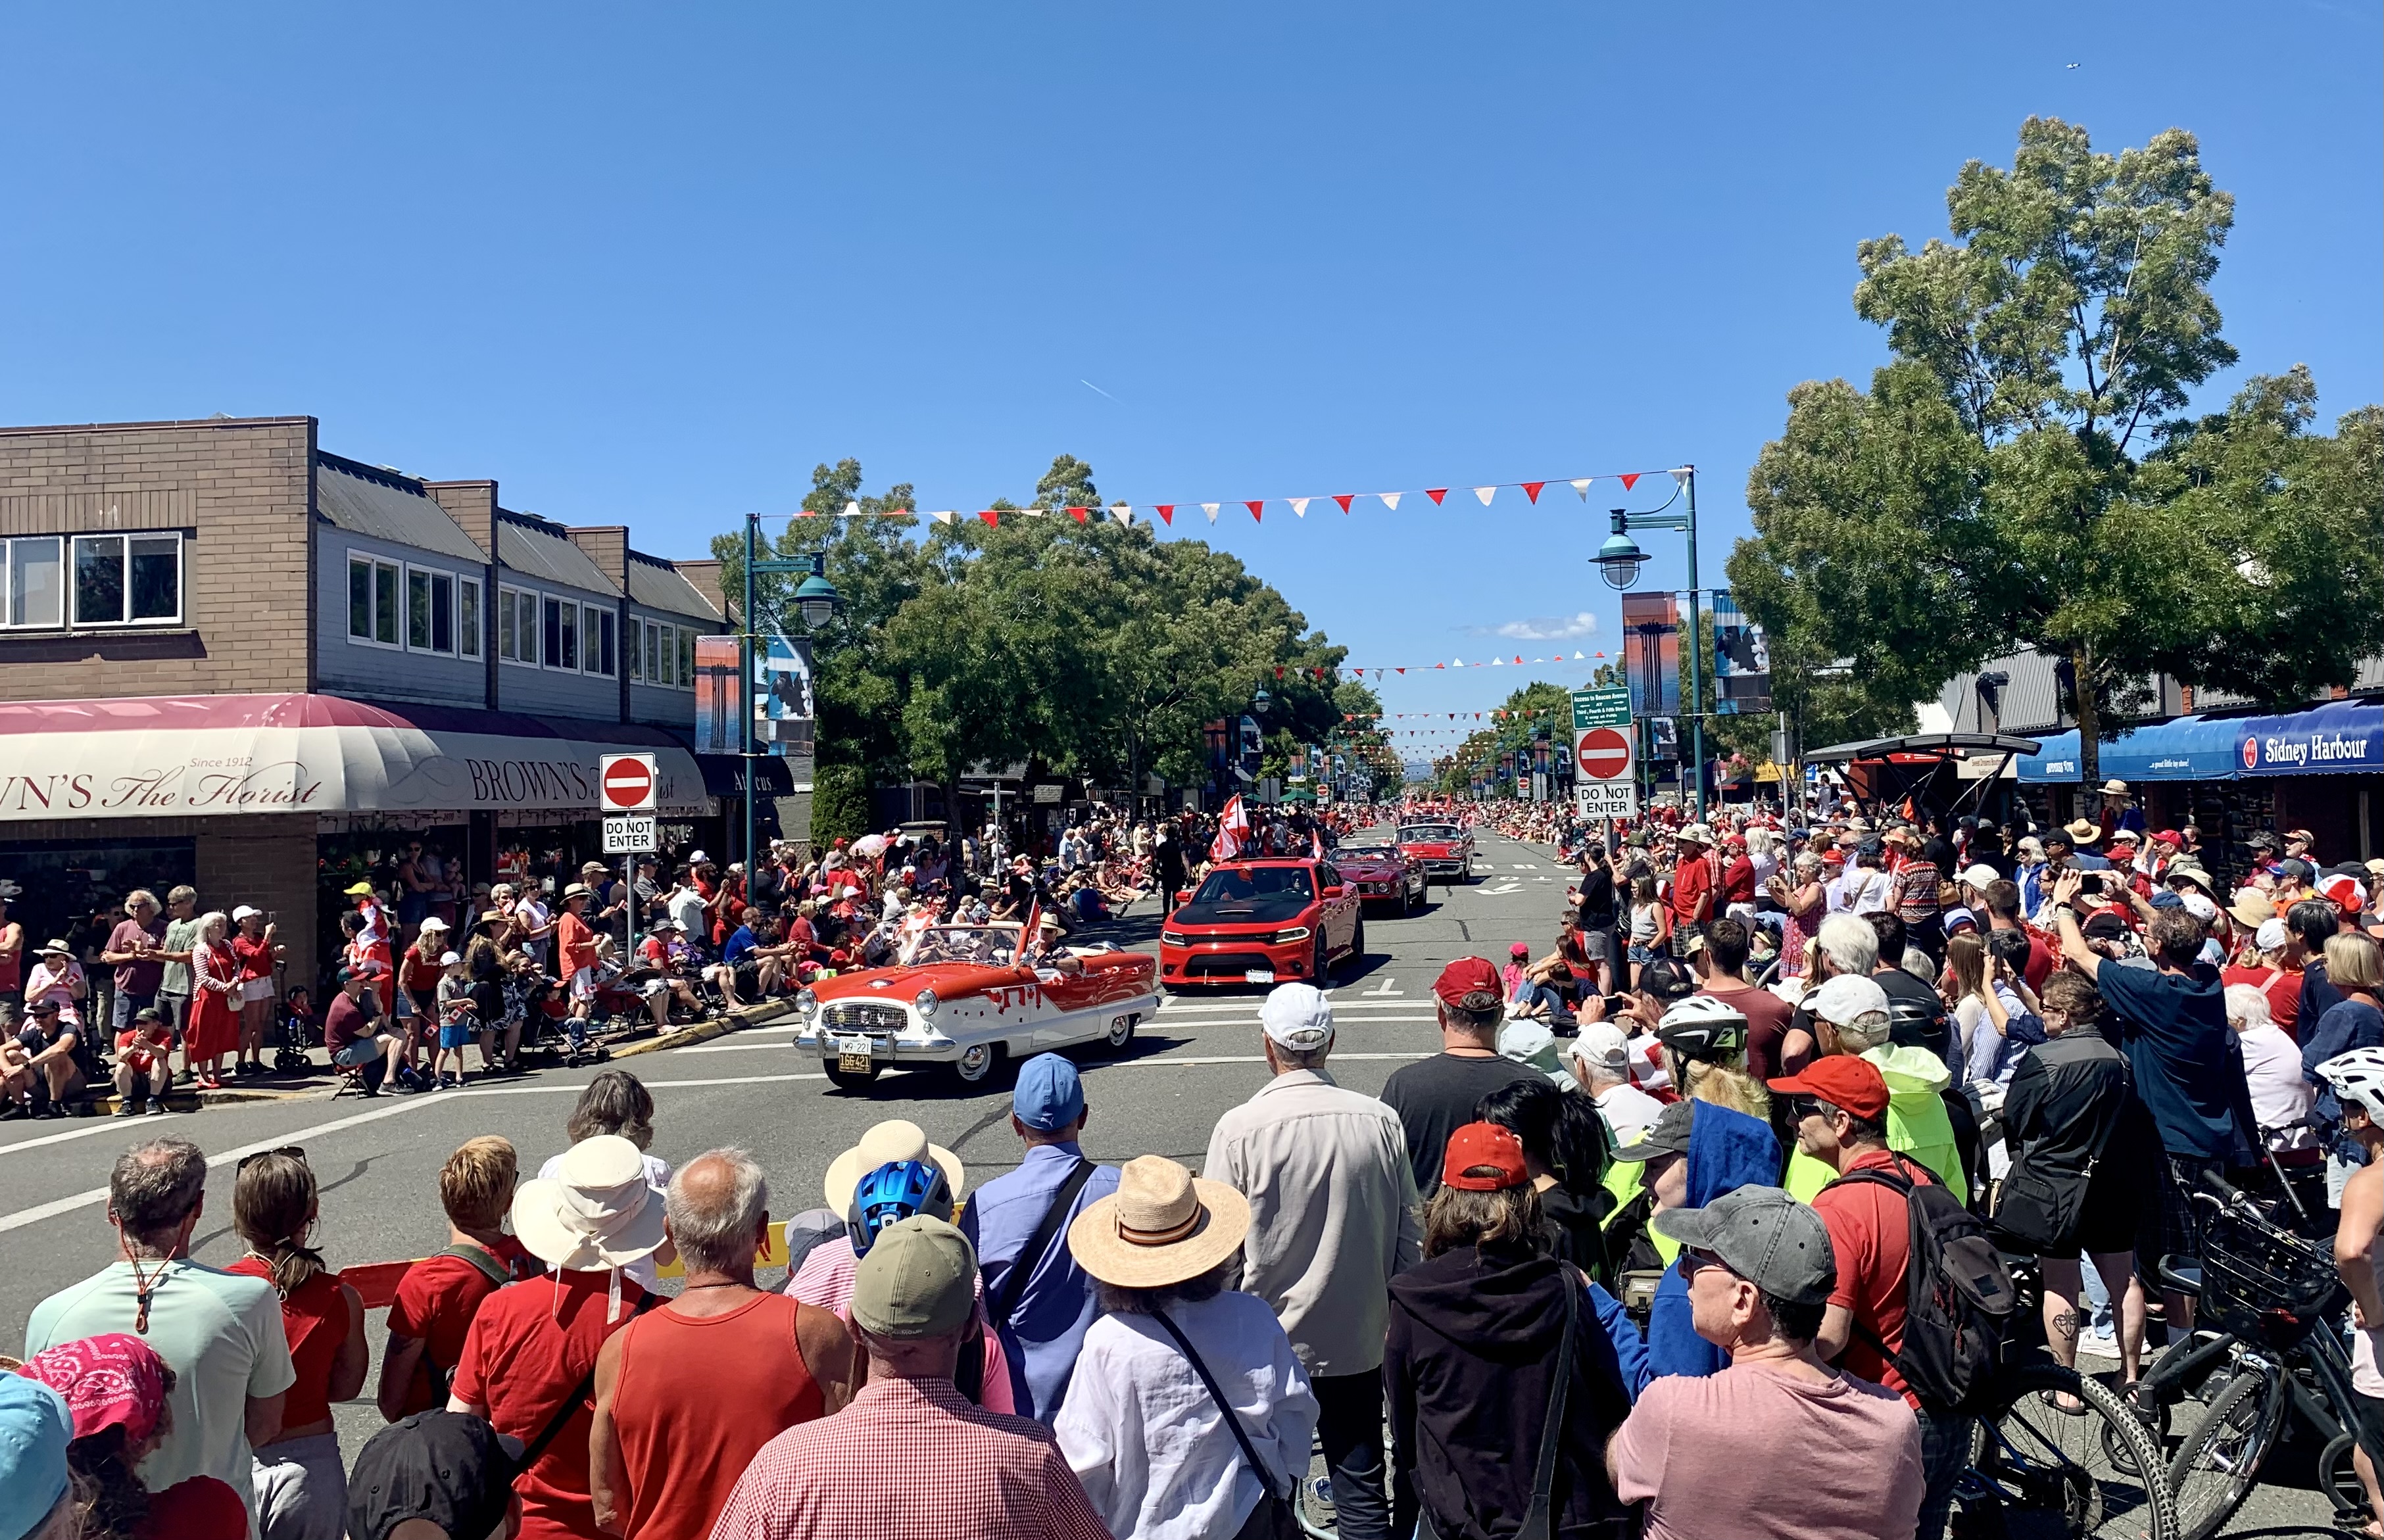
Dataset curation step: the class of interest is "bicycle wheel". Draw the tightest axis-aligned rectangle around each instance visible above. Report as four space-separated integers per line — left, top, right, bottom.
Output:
2163 1368 2285 1540
1965 1362 2181 1539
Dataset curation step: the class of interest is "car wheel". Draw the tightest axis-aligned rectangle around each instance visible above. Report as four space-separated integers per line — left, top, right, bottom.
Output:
953 1041 1007 1086
822 1059 880 1092
1104 1013 1138 1051
1313 934 1331 982
1396 882 1413 917
1348 915 1366 967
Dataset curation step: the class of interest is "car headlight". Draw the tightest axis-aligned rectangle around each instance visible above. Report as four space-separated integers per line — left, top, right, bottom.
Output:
794 988 817 1017
1273 926 1312 944
914 987 939 1018
1160 930 1188 948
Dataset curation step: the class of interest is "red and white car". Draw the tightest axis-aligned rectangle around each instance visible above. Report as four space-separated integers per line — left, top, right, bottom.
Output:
1397 820 1476 884
792 923 1159 1091
1159 857 1365 988
1329 842 1429 915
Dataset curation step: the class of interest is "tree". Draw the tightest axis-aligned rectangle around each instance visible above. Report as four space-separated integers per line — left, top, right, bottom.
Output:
1728 117 2384 799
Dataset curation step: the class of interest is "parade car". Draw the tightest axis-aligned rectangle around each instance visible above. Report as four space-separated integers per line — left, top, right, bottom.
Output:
1396 821 1476 884
1329 842 1429 915
792 923 1159 1091
1159 857 1365 988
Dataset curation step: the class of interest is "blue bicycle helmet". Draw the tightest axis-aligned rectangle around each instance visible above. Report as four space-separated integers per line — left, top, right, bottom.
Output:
847 1159 955 1257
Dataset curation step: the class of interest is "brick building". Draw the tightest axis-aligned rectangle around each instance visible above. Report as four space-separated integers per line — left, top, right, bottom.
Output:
0 416 763 996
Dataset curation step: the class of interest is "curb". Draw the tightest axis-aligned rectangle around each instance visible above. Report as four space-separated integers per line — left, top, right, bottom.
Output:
610 999 794 1058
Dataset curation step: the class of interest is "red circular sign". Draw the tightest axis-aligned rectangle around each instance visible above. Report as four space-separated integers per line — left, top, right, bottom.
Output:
2241 736 2259 772
602 756 655 811
1576 727 1631 779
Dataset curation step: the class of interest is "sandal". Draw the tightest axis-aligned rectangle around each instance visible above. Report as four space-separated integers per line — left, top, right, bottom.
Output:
2040 1389 2088 1417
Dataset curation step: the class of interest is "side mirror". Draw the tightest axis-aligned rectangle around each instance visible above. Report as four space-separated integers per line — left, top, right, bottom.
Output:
1323 884 1346 899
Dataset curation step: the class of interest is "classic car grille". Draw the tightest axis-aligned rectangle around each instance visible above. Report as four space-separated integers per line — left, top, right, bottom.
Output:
821 1002 908 1034
1180 951 1278 978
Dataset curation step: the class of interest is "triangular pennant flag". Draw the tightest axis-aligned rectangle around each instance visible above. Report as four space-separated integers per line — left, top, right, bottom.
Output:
1618 473 1641 491
1066 506 1090 523
1514 656 1524 665
930 510 954 525
979 509 1000 527
1522 481 1545 503
1396 667 1405 674
1380 492 1402 511
1275 666 1284 679
1670 468 1692 487
1425 488 1448 505
1571 479 1590 500
1451 657 1464 667
1333 494 1353 514
1472 485 1496 506
1245 500 1265 521
1156 504 1175 525
1289 497 1309 517
1109 503 1133 525
1434 662 1444 669
843 500 862 517
1490 657 1503 665
1202 503 1220 523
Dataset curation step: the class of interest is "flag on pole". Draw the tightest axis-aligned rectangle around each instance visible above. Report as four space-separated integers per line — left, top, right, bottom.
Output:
1015 894 1042 963
1311 826 1325 861
1213 795 1250 862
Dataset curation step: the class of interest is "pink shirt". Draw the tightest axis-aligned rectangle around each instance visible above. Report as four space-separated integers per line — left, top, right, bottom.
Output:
784 1241 1015 1415
1609 1360 1922 1540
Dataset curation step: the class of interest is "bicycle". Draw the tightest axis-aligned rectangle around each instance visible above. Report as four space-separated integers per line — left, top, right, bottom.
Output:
2151 1176 2381 1539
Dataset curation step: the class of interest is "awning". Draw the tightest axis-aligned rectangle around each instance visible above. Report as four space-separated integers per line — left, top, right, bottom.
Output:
0 694 710 822
2018 702 2383 783
689 752 796 800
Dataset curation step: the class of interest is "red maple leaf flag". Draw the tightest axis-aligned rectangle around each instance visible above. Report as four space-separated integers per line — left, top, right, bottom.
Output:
1311 827 1325 860
1213 795 1250 861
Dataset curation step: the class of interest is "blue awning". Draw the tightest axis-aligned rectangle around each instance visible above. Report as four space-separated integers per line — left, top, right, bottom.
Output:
2018 701 2384 783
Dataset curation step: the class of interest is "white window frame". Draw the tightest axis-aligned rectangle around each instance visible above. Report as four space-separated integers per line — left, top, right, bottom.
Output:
582 603 614 677
458 575 483 659
403 562 461 656
645 619 661 685
72 531 185 629
497 584 537 667
1 535 65 629
347 554 403 650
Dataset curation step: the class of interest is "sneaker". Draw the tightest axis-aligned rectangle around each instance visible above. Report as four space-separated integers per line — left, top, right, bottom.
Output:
147 1099 169 1116
2076 1326 2120 1359
114 1099 141 1117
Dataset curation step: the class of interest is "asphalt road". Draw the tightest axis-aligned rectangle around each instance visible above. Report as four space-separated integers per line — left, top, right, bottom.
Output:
0 827 2343 1535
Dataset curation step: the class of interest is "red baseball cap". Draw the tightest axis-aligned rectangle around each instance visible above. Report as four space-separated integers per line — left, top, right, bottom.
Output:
1433 957 1503 1009
1442 1122 1528 1191
2152 829 2183 846
1766 1055 1890 1122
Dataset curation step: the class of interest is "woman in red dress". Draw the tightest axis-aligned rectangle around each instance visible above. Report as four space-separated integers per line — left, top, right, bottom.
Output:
230 907 283 1080
183 911 242 1090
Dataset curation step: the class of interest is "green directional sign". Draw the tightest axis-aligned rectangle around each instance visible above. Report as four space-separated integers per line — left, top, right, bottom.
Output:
1572 686 1631 732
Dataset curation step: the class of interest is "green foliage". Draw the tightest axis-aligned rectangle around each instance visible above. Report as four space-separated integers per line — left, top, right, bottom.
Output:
808 763 871 846
1730 116 2384 788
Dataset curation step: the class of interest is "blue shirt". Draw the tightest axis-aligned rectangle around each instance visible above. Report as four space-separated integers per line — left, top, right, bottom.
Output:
958 1142 1121 1423
2096 960 2257 1163
722 926 758 964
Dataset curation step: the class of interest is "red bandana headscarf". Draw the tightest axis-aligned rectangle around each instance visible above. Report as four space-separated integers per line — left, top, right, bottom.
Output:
19 1333 172 1447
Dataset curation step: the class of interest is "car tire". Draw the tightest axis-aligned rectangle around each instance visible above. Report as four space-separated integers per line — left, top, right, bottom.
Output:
822 1059 880 1092
953 1040 1008 1086
1347 915 1366 969
1104 1013 1138 1051
1313 934 1331 983
1396 883 1412 917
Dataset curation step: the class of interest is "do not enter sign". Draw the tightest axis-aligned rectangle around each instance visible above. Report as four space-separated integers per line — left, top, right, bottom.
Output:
1575 727 1632 780
600 752 658 812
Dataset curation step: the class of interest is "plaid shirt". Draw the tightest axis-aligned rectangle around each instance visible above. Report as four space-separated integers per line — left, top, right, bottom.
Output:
708 1375 1114 1540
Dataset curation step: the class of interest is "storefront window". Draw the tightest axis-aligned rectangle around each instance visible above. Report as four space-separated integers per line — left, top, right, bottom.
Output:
3 536 64 627
0 836 197 982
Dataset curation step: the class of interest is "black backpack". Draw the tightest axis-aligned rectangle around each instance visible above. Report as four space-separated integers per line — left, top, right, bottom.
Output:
1828 1153 2019 1417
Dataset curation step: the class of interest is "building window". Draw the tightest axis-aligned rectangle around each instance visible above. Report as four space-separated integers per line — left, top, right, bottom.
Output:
374 561 400 645
347 554 406 648
626 617 641 681
582 604 614 677
3 536 64 628
678 627 693 687
72 533 182 628
499 587 534 665
645 621 660 684
543 597 580 671
599 609 616 676
458 577 481 658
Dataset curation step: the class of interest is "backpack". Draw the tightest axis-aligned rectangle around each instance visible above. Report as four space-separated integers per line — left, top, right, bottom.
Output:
1827 1153 2019 1417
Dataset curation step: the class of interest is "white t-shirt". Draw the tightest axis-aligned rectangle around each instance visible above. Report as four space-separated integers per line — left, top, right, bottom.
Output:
2236 1023 2316 1151
1595 1081 1668 1148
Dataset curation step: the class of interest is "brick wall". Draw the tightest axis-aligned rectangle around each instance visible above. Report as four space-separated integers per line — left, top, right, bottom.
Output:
567 527 631 721
424 479 500 705
0 418 318 700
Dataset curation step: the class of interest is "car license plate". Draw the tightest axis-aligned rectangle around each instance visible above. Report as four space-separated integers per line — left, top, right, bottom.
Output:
1244 969 1275 984
836 1034 872 1057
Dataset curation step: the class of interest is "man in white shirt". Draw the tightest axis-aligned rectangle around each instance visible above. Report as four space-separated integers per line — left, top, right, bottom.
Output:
1562 1023 1666 1147
1204 984 1421 1540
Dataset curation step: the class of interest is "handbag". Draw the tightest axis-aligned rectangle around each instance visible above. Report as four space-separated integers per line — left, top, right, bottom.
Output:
1147 1307 1300 1540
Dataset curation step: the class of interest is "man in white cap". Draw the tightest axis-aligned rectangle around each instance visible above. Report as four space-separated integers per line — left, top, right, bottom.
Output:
449 1134 666 1540
1561 1023 1666 1148
1203 982 1420 1540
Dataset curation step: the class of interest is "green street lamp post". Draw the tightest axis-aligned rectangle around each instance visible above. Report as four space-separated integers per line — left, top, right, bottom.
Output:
743 511 844 871
1590 466 1705 817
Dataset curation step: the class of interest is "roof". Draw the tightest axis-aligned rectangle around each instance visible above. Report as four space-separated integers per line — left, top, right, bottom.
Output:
1804 732 2042 763
627 552 721 621
314 456 488 565
497 510 618 596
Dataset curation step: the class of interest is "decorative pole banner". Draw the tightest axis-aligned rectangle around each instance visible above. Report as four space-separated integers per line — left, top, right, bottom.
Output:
784 467 1690 525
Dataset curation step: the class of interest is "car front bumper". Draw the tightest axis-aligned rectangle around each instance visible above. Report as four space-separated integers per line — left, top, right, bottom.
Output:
1160 936 1317 986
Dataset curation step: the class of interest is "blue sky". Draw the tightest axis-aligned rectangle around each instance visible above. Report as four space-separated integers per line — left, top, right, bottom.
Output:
5 3 2377 767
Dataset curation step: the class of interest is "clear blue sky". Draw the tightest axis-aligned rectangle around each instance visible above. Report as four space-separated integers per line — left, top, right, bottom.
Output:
6 3 2376 764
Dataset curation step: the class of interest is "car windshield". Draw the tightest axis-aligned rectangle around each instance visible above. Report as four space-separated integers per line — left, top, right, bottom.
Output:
1336 845 1394 859
1192 867 1315 904
1401 825 1460 842
908 924 1024 965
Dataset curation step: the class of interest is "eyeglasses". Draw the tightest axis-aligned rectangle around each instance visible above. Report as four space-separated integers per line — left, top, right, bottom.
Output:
237 1146 306 1170
1680 1247 1739 1280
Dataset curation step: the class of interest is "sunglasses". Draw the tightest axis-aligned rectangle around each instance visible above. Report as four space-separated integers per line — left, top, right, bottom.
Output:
1680 1247 1738 1280
237 1146 306 1171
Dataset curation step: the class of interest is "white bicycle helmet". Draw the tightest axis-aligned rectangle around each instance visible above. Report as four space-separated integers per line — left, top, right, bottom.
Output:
2318 1047 2384 1122
1656 994 1748 1063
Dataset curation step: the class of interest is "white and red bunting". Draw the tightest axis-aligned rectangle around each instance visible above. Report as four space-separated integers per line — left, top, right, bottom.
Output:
790 467 1689 527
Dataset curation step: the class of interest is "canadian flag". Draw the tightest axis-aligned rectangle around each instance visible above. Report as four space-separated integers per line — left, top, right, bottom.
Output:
1311 827 1325 861
1213 795 1251 862
1016 894 1042 962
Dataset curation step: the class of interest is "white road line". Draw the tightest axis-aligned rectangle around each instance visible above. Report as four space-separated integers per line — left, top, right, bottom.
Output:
1511 864 1540 871
1365 976 1403 996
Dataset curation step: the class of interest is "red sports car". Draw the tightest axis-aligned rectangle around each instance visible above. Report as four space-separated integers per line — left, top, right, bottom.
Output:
1330 842 1429 915
1396 821 1476 884
1159 857 1365 988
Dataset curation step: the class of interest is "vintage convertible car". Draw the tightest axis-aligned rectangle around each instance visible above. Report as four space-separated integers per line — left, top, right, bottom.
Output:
1396 821 1476 884
792 923 1159 1090
1159 857 1364 988
1330 842 1429 915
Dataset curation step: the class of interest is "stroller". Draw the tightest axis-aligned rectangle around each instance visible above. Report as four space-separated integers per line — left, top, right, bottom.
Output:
274 988 325 1075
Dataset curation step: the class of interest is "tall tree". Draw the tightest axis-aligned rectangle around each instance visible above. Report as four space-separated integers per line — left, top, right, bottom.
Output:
1728 117 2384 798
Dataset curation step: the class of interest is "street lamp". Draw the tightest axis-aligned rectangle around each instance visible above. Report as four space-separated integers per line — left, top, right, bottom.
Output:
1589 469 1708 816
743 514 848 870
792 557 843 629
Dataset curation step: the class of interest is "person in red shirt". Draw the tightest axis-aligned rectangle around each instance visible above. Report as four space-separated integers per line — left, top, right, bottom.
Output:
1668 825 1716 955
2222 917 2303 1042
113 1006 176 1116
1718 835 1757 921
556 884 601 1033
1770 1054 1964 1540
1693 919 1795 1081
379 1136 531 1421
449 1134 667 1540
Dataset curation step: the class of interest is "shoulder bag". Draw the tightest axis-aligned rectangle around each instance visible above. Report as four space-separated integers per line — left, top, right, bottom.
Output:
1148 1306 1300 1540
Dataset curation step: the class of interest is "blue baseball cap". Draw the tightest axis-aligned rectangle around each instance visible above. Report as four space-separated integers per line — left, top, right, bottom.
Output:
1013 1053 1086 1131
0 1374 70 1540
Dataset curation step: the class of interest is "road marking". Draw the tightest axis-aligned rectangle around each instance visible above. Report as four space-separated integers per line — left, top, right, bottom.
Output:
1511 864 1540 871
1365 976 1403 996
1478 881 1524 896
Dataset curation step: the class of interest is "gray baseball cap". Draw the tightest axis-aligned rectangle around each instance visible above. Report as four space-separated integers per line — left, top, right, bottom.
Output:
1652 1184 1837 1307
1609 1097 1693 1163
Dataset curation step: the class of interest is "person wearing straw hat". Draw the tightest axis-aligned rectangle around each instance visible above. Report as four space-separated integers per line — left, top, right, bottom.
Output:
448 1134 664 1540
1386 1123 1633 1540
712 1217 1113 1540
1054 1155 1315 1540
1204 984 1418 1540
